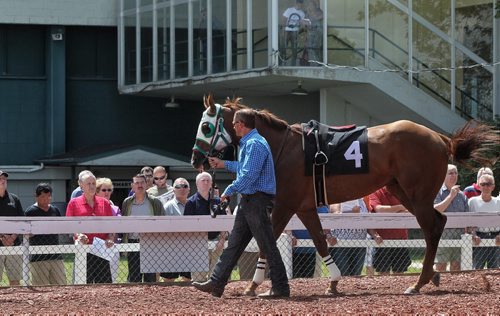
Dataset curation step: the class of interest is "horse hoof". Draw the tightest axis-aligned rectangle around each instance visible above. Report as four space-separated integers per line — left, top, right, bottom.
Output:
404 287 420 295
431 272 440 287
243 289 256 297
324 287 339 295
324 281 339 295
243 282 258 297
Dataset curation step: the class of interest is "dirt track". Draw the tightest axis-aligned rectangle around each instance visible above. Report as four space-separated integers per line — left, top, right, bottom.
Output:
0 271 498 315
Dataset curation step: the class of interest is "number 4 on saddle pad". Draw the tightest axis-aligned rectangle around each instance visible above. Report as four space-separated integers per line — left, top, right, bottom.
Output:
302 120 369 176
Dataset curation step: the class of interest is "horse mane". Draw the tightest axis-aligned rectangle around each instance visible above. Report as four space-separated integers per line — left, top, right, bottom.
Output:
223 97 292 131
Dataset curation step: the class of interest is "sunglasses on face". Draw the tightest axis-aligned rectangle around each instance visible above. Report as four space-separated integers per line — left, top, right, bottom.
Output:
174 184 189 189
154 175 166 181
479 182 494 187
100 189 112 192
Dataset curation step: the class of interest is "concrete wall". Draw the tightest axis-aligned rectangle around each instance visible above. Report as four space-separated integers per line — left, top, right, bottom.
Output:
0 0 118 26
4 167 71 208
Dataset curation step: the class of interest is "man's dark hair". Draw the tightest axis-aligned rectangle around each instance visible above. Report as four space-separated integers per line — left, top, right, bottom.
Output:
133 174 147 182
235 109 255 129
35 183 52 196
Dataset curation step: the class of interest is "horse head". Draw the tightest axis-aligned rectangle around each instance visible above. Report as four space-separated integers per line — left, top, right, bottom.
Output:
191 94 238 171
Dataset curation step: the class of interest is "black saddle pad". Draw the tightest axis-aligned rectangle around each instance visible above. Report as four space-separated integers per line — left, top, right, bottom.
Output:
302 120 369 175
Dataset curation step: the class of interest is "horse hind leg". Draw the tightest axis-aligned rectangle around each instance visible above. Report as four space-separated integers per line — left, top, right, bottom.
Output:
405 207 447 294
386 183 445 294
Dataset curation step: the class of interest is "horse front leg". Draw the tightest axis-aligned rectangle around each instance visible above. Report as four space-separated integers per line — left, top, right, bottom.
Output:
243 253 267 296
296 210 342 295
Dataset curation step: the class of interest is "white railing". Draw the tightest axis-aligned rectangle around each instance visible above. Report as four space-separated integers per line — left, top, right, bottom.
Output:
0 212 498 285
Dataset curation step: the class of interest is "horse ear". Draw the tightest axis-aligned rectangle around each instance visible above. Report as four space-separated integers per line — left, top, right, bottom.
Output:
207 93 216 111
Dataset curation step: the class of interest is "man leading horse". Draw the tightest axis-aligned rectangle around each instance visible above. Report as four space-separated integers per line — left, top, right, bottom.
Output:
192 108 290 298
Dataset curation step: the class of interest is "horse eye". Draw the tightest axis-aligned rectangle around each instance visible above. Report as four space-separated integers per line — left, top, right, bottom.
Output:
201 122 215 137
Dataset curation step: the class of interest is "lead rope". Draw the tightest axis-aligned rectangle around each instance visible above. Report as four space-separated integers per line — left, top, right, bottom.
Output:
208 145 236 218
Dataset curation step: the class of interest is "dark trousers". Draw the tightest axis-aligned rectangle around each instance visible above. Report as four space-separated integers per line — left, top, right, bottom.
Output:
292 249 315 278
282 31 299 66
473 232 499 269
330 247 366 276
87 254 112 284
373 247 411 273
127 240 156 283
211 194 289 294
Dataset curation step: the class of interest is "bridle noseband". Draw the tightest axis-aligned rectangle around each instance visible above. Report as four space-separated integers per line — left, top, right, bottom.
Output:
194 104 236 218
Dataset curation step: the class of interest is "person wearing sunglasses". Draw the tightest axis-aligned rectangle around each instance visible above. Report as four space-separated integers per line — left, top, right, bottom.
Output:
161 178 192 282
463 167 493 199
96 178 121 283
468 173 500 269
96 178 121 217
147 166 174 207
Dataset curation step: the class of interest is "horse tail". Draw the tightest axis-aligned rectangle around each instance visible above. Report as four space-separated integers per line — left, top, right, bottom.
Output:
441 120 499 167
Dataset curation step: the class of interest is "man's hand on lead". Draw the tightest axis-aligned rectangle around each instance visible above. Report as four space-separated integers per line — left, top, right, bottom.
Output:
208 157 224 169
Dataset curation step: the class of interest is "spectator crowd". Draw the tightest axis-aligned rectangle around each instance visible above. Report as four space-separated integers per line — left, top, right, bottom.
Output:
0 162 498 286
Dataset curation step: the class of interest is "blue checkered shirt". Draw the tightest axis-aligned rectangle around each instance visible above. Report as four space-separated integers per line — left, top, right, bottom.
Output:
224 129 276 196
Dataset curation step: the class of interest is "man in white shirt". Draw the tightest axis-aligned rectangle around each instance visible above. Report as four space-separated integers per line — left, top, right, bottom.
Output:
468 174 500 269
281 0 309 65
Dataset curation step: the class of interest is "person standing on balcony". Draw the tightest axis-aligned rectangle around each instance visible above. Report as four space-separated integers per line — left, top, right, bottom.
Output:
282 0 309 66
305 0 323 65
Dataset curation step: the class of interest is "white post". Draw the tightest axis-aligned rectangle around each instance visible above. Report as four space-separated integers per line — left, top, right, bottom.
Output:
460 234 473 271
22 234 30 286
73 246 88 285
278 233 293 279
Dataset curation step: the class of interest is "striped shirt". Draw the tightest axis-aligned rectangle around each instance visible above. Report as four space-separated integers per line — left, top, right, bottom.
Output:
224 128 276 196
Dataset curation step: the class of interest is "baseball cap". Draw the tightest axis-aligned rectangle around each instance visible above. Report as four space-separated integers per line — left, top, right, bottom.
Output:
0 170 9 178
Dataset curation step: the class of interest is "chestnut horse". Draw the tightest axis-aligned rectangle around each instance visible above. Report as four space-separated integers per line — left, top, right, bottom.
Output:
191 95 498 295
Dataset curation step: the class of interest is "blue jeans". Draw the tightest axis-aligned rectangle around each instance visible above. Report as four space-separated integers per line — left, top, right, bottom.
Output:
211 194 289 294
